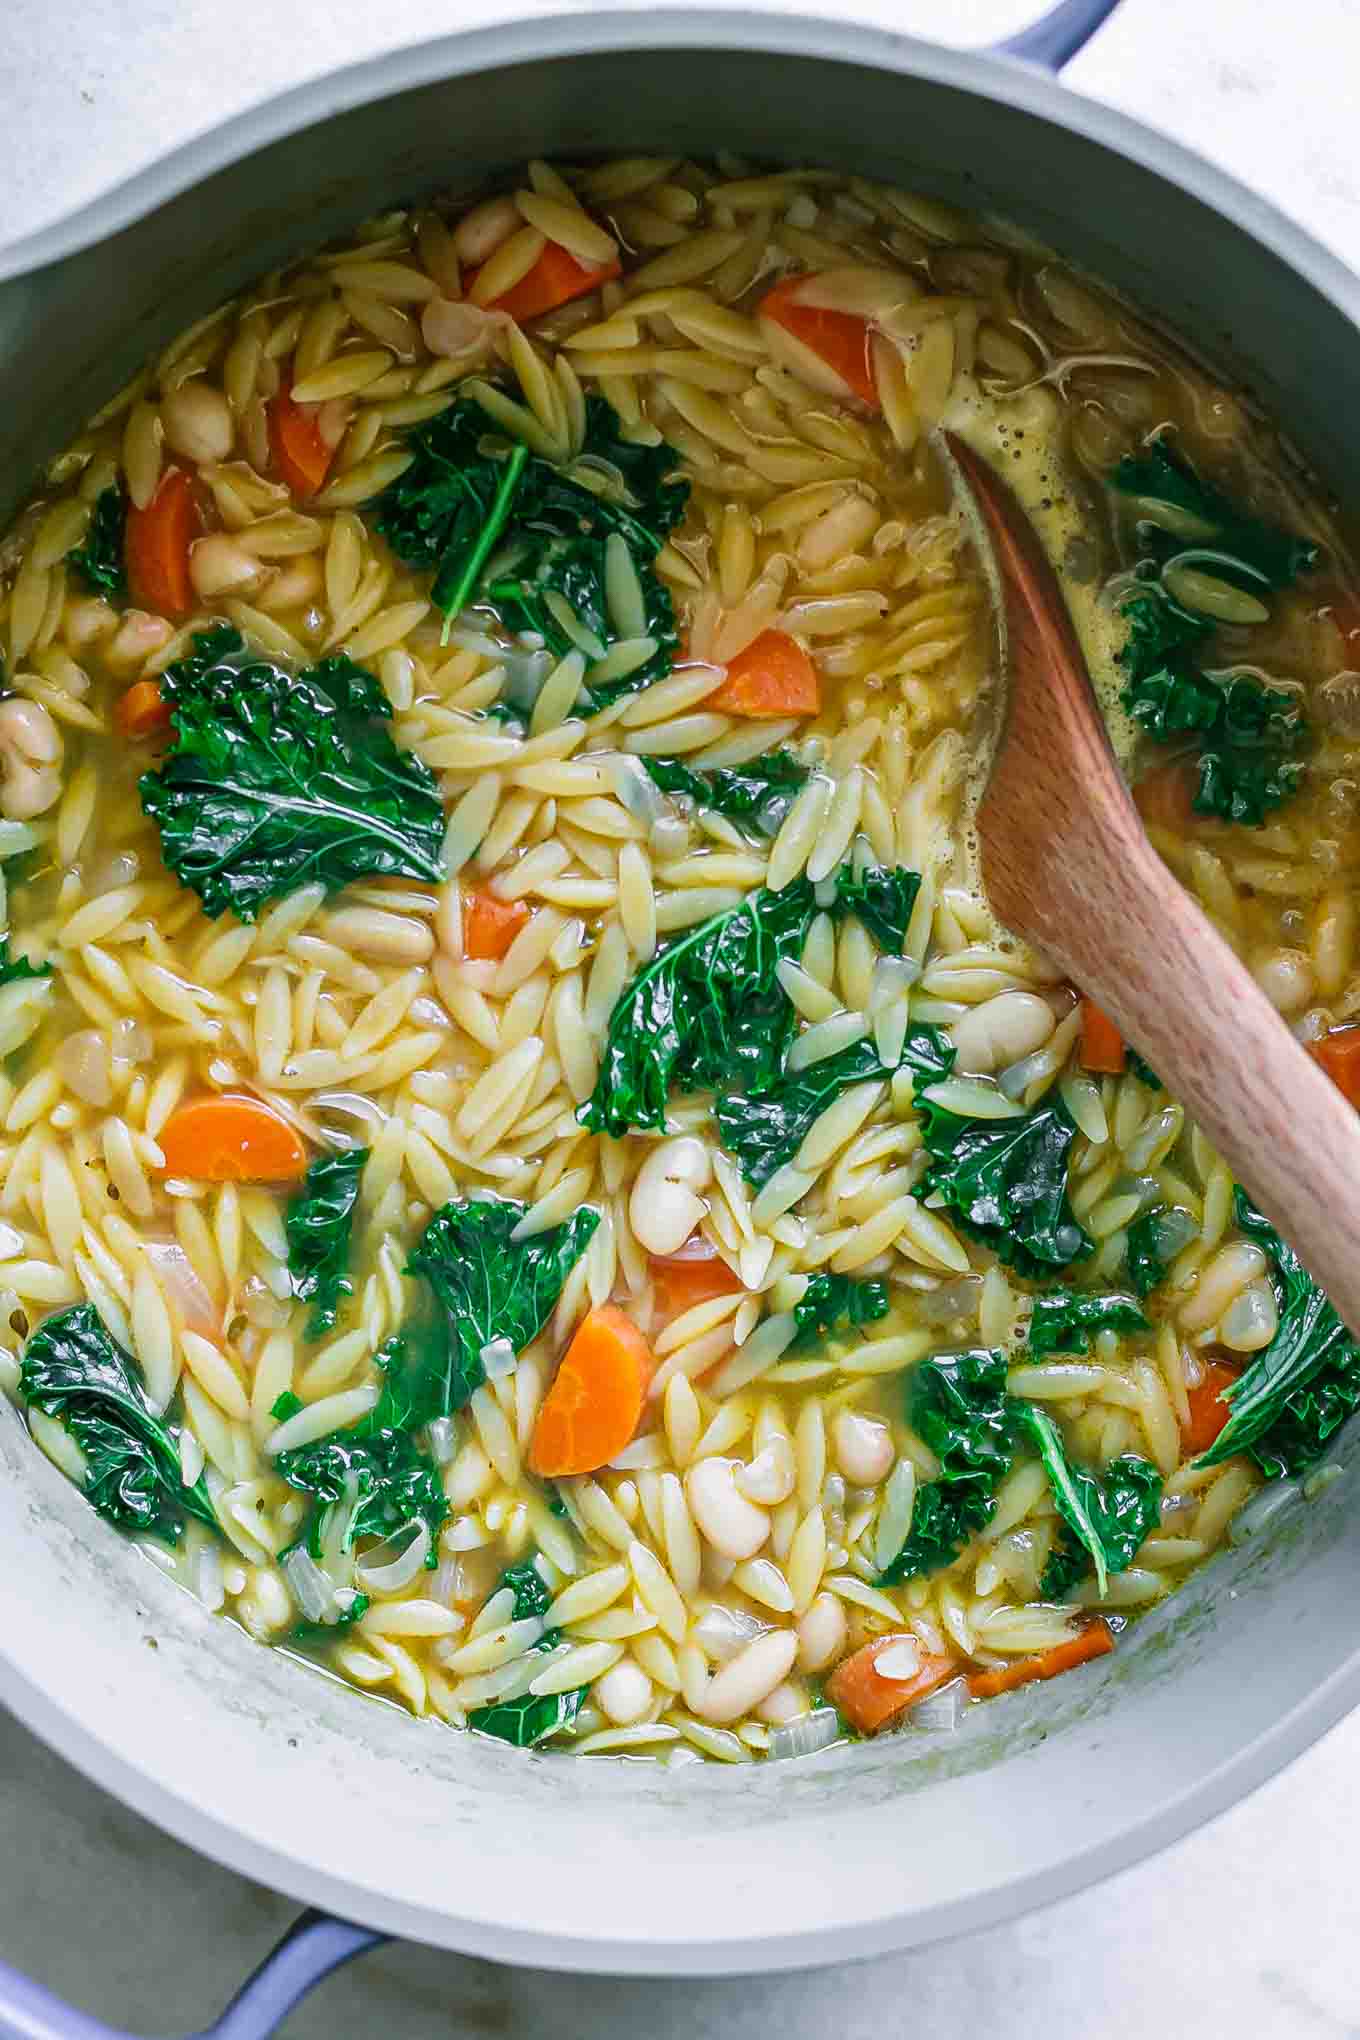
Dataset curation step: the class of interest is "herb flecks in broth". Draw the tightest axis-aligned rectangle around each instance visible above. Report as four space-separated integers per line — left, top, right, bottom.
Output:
140 626 446 918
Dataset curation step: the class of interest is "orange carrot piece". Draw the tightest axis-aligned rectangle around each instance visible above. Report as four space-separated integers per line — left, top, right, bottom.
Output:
528 1304 654 1477
1311 1024 1360 1110
1182 1359 1241 1457
1080 996 1126 1076
269 389 334 500
462 885 531 963
1134 756 1197 834
158 1095 308 1184
826 1634 957 1737
481 242 623 324
707 630 820 719
967 1619 1115 1700
116 678 172 742
650 1236 742 1321
758 276 879 408
125 467 199 619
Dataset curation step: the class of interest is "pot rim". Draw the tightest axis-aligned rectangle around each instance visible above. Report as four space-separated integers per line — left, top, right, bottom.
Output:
4 5 1360 1972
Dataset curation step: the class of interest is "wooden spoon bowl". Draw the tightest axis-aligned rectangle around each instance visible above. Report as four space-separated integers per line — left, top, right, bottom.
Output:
945 430 1360 1333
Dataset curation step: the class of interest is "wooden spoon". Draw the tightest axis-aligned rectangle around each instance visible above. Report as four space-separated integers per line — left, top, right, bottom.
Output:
946 429 1360 1333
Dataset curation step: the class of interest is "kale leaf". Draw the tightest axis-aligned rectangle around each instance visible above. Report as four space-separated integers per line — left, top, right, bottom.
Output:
19 1303 216 1544
582 880 819 1139
642 750 808 838
1126 1207 1170 1299
467 1684 586 1749
139 626 445 921
831 864 921 955
396 1195 600 1421
466 1554 588 1747
716 1023 952 1191
1013 1402 1162 1598
877 1349 1014 1583
67 485 127 598
1028 1289 1149 1357
918 1095 1093 1280
372 395 690 707
291 1592 370 1647
1199 1190 1360 1475
285 1148 368 1339
276 1423 447 1563
790 1271 890 1351
0 935 52 989
1111 436 1320 589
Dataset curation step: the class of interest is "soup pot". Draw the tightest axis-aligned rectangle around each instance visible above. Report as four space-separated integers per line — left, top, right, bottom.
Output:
2 2 1359 2031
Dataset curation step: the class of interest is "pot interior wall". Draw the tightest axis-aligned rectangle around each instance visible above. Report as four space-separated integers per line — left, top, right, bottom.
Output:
1 25 1358 1966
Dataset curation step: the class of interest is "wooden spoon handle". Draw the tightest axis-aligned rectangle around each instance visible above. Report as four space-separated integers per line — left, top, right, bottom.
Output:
947 430 1360 1333
1042 818 1360 1333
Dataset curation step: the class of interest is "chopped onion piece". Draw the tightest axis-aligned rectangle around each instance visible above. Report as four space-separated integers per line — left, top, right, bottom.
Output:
480 1336 516 1381
445 1515 492 1551
692 1602 766 1663
355 1519 431 1593
1228 1479 1300 1545
282 1544 340 1624
143 1239 220 1339
769 1706 841 1762
427 1416 458 1464
609 752 668 826
195 1542 225 1613
309 1091 387 1152
906 1677 966 1735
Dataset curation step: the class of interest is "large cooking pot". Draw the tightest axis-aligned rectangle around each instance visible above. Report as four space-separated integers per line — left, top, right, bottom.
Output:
2 3 1359 2031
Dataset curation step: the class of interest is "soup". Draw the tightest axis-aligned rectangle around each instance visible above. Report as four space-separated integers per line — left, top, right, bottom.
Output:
1 153 1355 1764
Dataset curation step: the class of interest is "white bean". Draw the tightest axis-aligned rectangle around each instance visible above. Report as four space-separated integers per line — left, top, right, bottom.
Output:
796 1591 847 1673
696 1628 798 1724
189 534 266 601
1253 948 1314 1017
950 991 1055 1075
453 195 523 265
629 1135 712 1256
832 1411 894 1488
161 381 235 463
686 1456 770 1560
594 1658 654 1726
0 698 61 820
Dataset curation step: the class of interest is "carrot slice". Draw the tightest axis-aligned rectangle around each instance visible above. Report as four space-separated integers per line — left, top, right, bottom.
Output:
269 389 334 500
650 1236 742 1321
1310 1024 1360 1109
116 678 172 742
707 630 820 719
1182 1359 1240 1457
528 1304 655 1478
1080 997 1126 1076
158 1095 308 1184
480 242 623 324
758 276 879 409
826 1634 957 1737
126 467 199 619
967 1619 1115 1700
1134 755 1197 834
462 885 530 963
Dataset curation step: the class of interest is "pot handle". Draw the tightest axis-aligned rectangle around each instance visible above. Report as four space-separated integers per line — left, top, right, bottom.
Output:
0 1909 385 2040
993 0 1121 69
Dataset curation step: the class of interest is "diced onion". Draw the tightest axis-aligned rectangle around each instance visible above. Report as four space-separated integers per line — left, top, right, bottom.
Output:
769 1707 841 1762
143 1239 220 1339
692 1602 766 1663
905 1677 966 1735
445 1515 492 1551
427 1416 458 1464
282 1544 341 1624
480 1336 516 1381
355 1519 431 1592
195 1542 225 1613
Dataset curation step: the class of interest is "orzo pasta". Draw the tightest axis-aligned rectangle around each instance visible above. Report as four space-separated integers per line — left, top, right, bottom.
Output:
1 153 1356 1762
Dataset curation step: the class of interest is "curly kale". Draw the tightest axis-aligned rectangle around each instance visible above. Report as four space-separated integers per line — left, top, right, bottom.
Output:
67 486 127 598
642 750 808 838
917 1094 1093 1281
139 626 445 919
285 1148 368 1339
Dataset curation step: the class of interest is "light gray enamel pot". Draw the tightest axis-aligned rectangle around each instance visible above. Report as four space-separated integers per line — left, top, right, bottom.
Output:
1 4 1359 2033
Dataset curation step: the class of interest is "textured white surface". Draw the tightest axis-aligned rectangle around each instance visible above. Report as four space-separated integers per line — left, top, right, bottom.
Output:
2 0 1360 2032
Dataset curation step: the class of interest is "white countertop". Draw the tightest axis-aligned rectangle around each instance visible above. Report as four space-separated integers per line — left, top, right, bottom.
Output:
3 1 1360 2032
